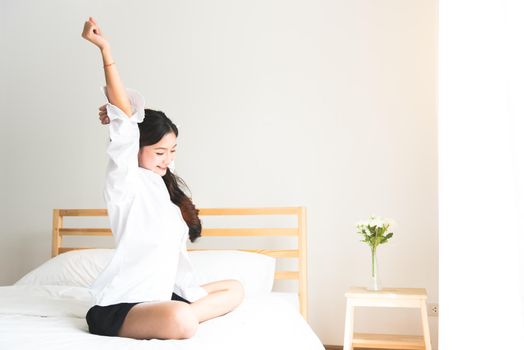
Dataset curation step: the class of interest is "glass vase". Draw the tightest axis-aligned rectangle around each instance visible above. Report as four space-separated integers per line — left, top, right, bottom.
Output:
367 248 381 291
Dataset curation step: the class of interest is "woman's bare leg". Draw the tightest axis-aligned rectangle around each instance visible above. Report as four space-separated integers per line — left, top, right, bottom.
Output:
190 279 244 322
117 280 243 339
118 301 198 340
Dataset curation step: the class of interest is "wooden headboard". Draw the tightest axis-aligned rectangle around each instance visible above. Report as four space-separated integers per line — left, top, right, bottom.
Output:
52 207 308 321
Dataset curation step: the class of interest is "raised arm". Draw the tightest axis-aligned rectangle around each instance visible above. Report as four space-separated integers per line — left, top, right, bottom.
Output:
81 17 133 117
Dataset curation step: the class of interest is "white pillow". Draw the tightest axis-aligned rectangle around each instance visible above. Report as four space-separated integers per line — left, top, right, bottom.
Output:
15 249 276 296
189 250 276 296
15 249 114 287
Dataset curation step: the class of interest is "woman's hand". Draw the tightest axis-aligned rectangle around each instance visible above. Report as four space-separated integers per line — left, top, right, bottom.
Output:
99 105 110 125
81 17 109 51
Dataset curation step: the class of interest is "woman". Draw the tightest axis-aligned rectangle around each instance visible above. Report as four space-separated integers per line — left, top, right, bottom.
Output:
81 17 244 340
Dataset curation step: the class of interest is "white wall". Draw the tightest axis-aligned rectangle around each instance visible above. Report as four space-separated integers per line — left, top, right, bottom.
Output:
439 0 524 348
0 0 437 346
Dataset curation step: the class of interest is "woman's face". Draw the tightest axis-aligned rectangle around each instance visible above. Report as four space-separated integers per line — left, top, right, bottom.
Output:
138 132 177 176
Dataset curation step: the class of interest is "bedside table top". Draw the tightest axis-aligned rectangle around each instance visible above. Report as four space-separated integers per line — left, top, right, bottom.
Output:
345 287 427 299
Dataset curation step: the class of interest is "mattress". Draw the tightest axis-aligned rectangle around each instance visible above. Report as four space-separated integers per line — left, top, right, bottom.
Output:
0 285 324 350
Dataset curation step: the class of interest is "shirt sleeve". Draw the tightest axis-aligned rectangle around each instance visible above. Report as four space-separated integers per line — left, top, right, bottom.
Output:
102 87 146 205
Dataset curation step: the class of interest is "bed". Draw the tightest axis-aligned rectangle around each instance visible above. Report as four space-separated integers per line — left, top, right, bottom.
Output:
0 207 325 350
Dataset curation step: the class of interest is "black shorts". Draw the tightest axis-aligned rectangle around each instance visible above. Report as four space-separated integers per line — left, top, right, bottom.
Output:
86 293 190 336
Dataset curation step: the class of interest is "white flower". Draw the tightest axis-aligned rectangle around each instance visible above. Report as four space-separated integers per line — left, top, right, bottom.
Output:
370 218 383 227
355 215 396 248
356 220 368 227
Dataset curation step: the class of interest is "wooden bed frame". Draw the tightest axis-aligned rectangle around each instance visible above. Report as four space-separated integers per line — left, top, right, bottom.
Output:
51 207 308 321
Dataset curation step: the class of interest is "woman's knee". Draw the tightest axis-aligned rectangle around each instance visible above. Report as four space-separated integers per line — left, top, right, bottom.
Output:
224 279 245 307
231 280 245 299
163 302 198 339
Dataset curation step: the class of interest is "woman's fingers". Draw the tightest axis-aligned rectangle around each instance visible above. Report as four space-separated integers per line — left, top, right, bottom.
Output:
81 21 91 39
89 17 100 31
99 104 109 124
81 21 99 43
81 17 108 49
99 114 109 123
90 18 102 36
99 115 110 125
82 20 96 36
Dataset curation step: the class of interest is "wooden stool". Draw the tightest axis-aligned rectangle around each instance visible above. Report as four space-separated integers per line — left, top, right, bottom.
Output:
343 287 432 350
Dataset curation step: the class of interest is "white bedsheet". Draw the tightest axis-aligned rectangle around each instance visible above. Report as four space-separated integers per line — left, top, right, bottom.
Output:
0 285 324 350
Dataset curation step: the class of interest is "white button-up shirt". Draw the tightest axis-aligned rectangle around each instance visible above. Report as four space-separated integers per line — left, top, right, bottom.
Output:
90 88 207 306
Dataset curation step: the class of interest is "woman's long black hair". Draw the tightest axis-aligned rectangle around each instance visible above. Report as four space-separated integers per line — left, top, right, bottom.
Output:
138 109 201 242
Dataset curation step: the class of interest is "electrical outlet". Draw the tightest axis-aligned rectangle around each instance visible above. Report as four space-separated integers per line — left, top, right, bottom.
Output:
428 303 438 317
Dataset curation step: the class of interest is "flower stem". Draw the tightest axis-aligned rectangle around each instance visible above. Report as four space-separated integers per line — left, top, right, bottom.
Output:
371 247 376 277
